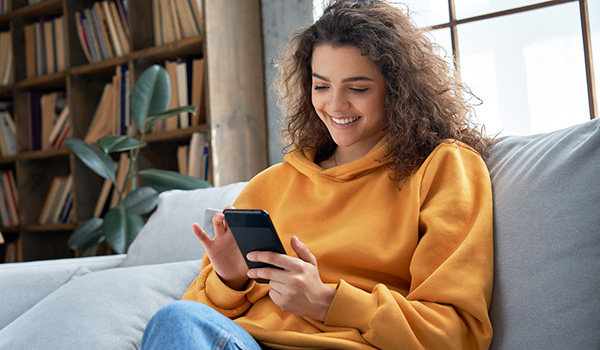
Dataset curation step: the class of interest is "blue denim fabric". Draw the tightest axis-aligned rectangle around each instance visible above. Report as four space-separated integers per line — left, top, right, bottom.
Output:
142 301 263 350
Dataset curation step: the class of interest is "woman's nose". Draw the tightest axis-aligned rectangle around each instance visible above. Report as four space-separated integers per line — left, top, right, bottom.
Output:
327 90 350 112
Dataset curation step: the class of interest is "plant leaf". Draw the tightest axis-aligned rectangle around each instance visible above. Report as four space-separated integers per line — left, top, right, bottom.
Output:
68 218 105 250
122 186 159 215
130 65 171 131
64 138 116 182
144 105 197 132
98 135 147 153
140 169 211 192
103 205 144 254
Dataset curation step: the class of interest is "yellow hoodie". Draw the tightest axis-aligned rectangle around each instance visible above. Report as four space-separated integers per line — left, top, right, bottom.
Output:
183 139 494 350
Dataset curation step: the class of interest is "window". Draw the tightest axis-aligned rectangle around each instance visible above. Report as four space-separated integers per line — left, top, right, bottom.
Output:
313 0 598 136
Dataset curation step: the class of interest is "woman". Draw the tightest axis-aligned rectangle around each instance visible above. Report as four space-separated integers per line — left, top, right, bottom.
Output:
142 0 494 349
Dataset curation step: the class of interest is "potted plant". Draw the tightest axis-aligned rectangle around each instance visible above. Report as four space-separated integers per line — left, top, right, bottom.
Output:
65 64 210 255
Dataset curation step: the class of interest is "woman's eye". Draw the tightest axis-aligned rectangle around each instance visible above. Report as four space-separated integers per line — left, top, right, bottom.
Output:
313 85 328 91
351 88 368 93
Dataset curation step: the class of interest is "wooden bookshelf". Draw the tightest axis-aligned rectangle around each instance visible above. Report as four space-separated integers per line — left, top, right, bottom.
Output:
0 0 268 262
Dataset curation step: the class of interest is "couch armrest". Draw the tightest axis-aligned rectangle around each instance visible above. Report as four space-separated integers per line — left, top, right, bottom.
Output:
0 254 126 330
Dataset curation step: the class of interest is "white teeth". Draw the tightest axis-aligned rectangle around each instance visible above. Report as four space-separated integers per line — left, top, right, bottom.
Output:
332 116 360 125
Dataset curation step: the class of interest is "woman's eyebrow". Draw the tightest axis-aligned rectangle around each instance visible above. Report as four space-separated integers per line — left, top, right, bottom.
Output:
312 72 374 83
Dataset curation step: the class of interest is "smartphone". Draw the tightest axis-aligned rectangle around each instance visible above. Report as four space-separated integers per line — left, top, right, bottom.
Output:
223 209 287 283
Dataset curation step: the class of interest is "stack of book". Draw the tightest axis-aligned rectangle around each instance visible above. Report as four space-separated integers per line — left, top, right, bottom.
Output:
75 0 130 63
177 132 209 181
24 16 66 78
38 174 73 225
0 108 16 157
0 169 18 227
152 58 204 132
0 1 9 15
26 91 69 151
85 65 131 143
152 0 203 46
0 30 13 86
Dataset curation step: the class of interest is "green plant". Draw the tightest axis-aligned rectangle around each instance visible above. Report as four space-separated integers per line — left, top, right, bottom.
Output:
65 65 211 254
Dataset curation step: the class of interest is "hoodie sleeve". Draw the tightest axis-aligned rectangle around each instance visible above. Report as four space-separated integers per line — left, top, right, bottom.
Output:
181 255 271 318
324 143 494 350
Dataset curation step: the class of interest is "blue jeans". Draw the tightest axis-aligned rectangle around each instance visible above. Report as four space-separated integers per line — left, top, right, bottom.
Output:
141 300 263 350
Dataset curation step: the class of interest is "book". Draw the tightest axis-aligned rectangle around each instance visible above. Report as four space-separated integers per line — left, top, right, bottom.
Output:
38 175 67 224
94 2 115 58
177 61 190 128
50 174 72 224
168 0 182 41
109 1 130 54
102 0 123 57
114 0 130 40
93 173 114 218
191 58 205 125
54 16 66 71
75 11 93 63
165 60 179 130
40 92 58 150
110 153 130 208
85 83 115 143
0 110 16 157
24 24 36 78
0 177 9 226
33 21 43 76
83 8 103 62
152 0 161 46
43 19 55 74
1 172 18 226
0 30 13 86
159 0 176 44
58 190 73 223
27 91 44 151
188 0 203 34
5 170 18 225
188 132 206 178
48 104 69 147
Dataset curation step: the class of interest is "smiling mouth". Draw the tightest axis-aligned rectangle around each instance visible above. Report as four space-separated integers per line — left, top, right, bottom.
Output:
331 116 360 125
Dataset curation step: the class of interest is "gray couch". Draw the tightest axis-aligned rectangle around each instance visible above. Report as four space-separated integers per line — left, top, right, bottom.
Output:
1 118 599 349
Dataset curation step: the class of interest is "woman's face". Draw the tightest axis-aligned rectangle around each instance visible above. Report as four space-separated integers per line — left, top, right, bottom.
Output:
311 44 386 159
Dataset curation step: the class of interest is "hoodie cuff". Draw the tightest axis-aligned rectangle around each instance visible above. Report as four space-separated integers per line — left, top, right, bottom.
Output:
324 279 378 333
205 270 255 311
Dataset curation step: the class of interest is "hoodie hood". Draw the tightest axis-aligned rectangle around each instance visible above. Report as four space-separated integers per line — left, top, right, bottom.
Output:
284 138 389 182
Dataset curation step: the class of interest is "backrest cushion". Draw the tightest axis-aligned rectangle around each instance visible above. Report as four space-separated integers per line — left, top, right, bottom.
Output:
120 182 248 267
486 118 600 349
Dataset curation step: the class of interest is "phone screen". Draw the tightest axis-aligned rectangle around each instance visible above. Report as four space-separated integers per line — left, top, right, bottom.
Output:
223 209 287 283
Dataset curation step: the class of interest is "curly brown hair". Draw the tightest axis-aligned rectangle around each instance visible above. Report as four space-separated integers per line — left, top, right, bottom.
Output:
275 0 491 180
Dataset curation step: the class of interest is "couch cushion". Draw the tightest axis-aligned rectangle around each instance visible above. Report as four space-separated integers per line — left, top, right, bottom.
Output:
0 259 202 350
486 118 600 349
0 254 125 330
121 182 247 267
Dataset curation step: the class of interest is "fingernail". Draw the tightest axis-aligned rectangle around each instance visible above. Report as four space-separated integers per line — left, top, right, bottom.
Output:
247 252 253 260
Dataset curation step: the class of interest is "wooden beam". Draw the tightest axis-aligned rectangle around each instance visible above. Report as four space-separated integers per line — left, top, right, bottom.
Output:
204 0 268 186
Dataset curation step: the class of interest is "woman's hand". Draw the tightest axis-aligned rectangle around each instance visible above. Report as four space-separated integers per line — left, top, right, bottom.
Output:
246 236 337 322
192 206 249 290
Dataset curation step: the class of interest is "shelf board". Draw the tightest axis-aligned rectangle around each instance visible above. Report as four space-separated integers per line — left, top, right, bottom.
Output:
144 124 209 142
0 85 12 98
15 70 67 90
22 223 75 232
0 225 18 233
17 147 70 160
11 0 63 19
0 155 16 164
132 35 204 62
70 56 130 76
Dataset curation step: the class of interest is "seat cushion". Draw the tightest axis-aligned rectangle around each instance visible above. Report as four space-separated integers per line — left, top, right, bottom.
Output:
121 182 247 267
486 118 600 349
